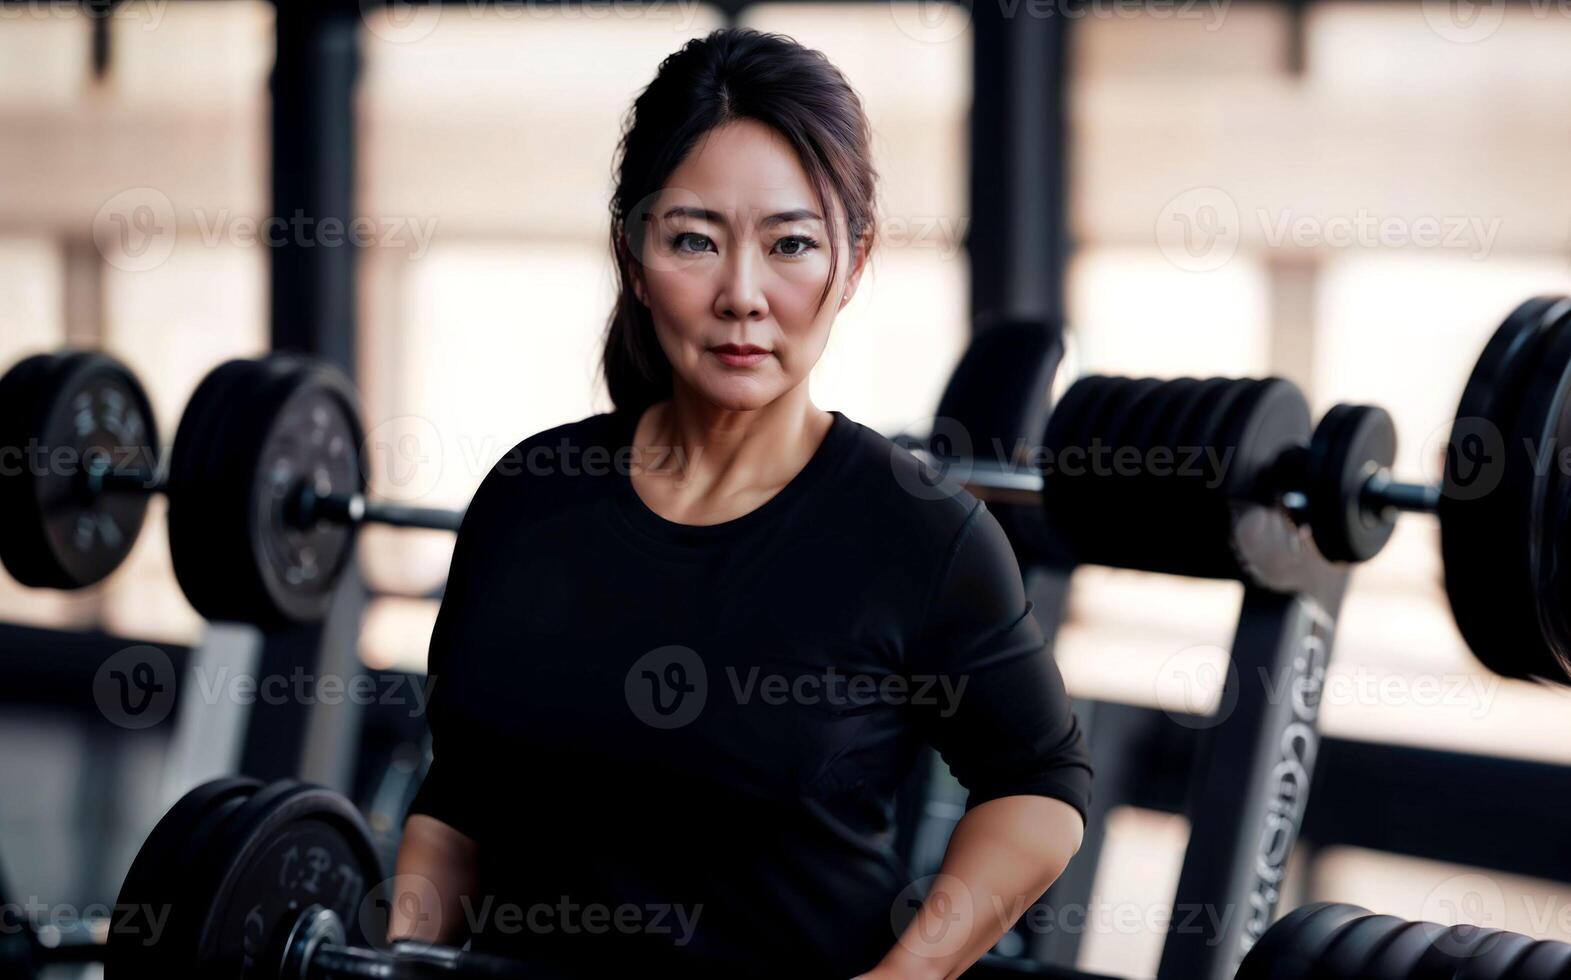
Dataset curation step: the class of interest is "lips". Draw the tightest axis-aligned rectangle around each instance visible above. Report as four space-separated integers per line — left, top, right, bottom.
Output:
710 344 768 355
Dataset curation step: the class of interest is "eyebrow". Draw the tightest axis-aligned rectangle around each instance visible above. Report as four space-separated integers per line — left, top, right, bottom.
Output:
660 206 823 227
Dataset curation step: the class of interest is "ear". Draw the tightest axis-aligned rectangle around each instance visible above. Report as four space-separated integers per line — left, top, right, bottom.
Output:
838 228 872 310
620 234 650 308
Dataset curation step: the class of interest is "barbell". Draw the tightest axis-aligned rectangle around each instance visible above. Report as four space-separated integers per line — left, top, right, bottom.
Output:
8 777 1560 980
916 295 1571 687
0 353 463 626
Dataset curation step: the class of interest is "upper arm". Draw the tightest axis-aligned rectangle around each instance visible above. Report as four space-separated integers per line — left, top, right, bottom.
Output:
908 502 1092 821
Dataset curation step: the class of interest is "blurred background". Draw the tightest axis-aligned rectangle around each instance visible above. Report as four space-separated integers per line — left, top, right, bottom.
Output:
2 1 1570 977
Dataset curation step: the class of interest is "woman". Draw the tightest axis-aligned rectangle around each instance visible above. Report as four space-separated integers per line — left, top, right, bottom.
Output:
391 28 1090 980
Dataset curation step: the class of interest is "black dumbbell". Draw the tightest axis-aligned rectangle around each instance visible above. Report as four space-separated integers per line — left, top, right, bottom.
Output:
0 353 462 626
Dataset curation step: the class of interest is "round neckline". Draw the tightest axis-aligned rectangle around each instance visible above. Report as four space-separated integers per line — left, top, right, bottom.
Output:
610 407 852 546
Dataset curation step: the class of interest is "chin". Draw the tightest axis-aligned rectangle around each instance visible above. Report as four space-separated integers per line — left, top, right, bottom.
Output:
693 375 782 412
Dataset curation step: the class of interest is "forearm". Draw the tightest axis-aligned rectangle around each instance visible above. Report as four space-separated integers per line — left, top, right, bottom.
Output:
870 795 1085 980
390 814 481 946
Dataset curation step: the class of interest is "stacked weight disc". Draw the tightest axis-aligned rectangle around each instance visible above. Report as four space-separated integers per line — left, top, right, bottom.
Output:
1039 375 1312 589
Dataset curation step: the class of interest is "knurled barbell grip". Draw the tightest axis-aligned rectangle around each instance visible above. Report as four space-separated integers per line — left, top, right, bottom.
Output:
88 462 464 534
917 447 1442 520
304 941 551 979
1360 471 1441 515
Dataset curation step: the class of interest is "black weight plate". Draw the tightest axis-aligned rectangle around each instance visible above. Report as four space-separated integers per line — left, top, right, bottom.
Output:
1041 377 1127 550
1136 381 1204 563
1442 296 1571 681
107 777 262 979
0 352 158 588
170 358 365 626
1236 903 1369 980
1106 379 1180 566
1182 379 1265 576
1307 912 1407 980
0 354 64 585
1456 930 1537 979
1508 940 1571 979
1367 920 1451 978
168 359 270 623
1308 404 1399 564
199 782 383 979
935 317 1063 464
1418 925 1508 978
937 319 1064 561
1512 304 1571 685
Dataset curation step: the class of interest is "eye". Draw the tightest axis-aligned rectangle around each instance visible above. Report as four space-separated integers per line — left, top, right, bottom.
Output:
669 232 714 254
774 235 820 258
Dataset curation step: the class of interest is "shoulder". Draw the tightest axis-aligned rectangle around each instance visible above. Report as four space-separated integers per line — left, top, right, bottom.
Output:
831 412 995 563
462 410 628 521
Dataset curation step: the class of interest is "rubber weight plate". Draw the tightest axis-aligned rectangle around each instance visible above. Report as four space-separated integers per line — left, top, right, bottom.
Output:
108 777 262 979
1455 930 1537 979
1513 305 1571 685
175 781 383 979
169 357 365 625
1307 404 1399 564
1442 297 1571 682
935 318 1064 561
1510 940 1571 979
1236 903 1370 980
0 352 159 588
1366 920 1451 977
1214 378 1312 588
1307 912 1407 980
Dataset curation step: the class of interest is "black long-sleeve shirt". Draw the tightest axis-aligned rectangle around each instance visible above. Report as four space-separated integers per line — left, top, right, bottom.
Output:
406 407 1091 978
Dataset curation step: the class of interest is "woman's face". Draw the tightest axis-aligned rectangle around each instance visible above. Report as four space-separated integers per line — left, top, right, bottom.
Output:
630 118 866 413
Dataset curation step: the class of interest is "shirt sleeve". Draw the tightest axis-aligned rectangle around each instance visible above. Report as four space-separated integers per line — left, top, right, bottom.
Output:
404 464 504 842
908 501 1092 824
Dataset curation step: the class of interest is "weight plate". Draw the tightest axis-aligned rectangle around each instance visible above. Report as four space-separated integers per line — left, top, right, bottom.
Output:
1508 940 1571 979
1455 930 1536 979
169 357 365 625
1366 920 1450 977
1441 296 1571 681
1512 305 1571 685
937 319 1064 561
934 317 1062 465
108 777 262 979
0 352 158 588
1307 912 1406 980
1307 404 1399 564
1236 903 1368 980
1042 377 1127 556
176 781 383 979
1416 925 1508 978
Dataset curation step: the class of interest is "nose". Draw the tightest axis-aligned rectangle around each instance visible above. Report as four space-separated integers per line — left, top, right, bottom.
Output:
714 245 769 322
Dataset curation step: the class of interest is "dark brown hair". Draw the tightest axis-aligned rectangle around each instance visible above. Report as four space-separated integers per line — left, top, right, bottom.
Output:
601 28 879 415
